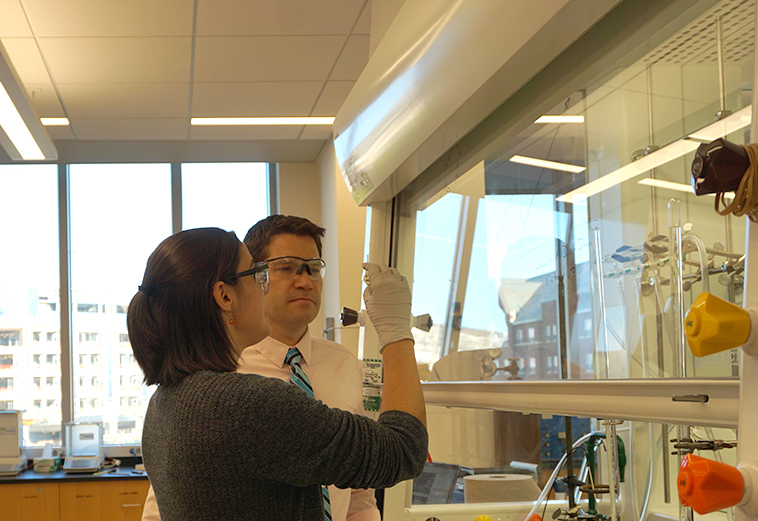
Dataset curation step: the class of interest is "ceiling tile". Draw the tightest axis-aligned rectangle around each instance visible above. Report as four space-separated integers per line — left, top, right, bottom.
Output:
193 36 345 82
353 1 371 35
311 80 354 116
299 125 334 140
58 83 190 118
2 38 52 84
196 0 366 36
46 125 75 139
24 83 65 116
192 81 323 117
189 125 304 140
22 0 194 37
38 37 192 83
71 118 190 140
329 35 369 80
0 0 32 37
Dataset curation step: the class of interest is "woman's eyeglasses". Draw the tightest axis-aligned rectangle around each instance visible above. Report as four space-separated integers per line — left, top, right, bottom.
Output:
226 262 270 294
264 256 326 281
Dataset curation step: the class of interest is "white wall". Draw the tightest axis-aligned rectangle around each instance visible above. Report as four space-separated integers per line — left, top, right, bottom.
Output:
316 141 367 355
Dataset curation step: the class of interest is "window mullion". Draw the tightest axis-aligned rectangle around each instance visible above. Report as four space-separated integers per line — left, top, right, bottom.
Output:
58 163 73 429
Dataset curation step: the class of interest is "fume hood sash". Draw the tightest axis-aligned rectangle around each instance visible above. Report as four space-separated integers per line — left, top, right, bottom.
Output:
333 0 619 206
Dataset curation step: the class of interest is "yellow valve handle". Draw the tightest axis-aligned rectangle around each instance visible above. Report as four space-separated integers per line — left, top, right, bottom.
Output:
685 292 751 357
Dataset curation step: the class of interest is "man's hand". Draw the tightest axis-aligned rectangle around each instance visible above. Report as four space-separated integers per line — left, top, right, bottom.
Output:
362 263 414 350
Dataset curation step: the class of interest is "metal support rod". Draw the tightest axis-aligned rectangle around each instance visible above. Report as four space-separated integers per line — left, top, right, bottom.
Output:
647 64 659 236
592 228 612 379
670 199 693 521
565 416 576 508
717 16 738 346
717 17 727 113
604 420 620 521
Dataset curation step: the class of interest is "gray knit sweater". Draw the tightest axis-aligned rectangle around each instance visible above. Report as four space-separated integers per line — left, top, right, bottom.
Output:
143 370 428 521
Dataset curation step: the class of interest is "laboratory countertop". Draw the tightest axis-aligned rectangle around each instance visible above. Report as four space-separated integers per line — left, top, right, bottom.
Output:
0 463 148 484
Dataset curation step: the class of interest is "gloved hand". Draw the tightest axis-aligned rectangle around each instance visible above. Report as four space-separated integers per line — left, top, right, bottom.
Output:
362 262 414 351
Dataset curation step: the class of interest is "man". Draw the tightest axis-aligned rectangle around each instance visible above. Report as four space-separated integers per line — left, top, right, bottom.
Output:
142 215 379 521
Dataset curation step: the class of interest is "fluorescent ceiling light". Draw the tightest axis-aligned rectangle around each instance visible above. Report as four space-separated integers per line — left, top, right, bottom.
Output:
509 154 586 173
191 117 335 126
0 83 43 159
535 115 585 124
557 105 752 203
40 117 69 126
638 178 733 200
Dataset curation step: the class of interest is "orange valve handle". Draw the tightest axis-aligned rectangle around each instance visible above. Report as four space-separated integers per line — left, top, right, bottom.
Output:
678 454 744 514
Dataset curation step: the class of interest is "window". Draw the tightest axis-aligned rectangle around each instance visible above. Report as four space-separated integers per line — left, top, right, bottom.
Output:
120 353 136 367
0 162 270 447
0 165 60 445
0 331 21 346
0 378 13 391
79 332 101 345
182 163 269 239
118 420 136 434
69 164 172 445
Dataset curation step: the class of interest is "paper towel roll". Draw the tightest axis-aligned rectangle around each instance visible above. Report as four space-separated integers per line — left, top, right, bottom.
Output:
463 474 541 503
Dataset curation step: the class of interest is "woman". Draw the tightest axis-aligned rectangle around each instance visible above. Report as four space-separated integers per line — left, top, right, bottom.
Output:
127 228 427 521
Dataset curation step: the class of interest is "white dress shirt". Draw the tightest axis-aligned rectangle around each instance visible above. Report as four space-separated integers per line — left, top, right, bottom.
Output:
141 327 380 521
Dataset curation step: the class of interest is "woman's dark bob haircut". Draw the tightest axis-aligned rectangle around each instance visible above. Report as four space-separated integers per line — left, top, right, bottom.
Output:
127 228 243 386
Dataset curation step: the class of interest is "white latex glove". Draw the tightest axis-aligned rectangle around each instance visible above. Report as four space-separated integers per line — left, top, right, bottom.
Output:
362 262 414 351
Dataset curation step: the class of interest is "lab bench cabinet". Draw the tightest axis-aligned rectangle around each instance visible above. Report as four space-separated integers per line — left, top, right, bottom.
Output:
60 480 150 521
0 482 60 521
0 478 149 521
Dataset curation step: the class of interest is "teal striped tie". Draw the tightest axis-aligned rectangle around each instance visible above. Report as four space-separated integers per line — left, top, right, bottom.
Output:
285 348 332 521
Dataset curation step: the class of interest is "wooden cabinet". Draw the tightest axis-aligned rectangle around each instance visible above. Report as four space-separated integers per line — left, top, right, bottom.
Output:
59 480 150 521
0 482 60 521
0 478 148 521
99 480 151 521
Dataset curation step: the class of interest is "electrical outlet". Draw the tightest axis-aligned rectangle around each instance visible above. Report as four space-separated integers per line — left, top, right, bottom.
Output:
52 447 64 458
131 446 142 457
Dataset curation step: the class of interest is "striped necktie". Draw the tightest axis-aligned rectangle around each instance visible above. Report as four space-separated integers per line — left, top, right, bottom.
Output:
285 347 332 521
